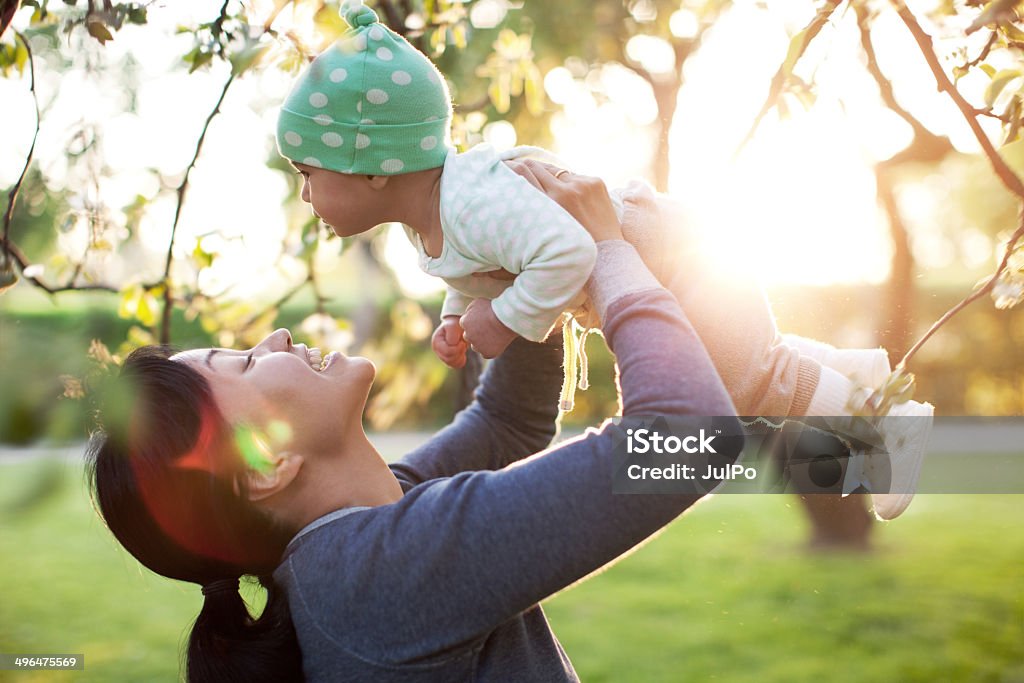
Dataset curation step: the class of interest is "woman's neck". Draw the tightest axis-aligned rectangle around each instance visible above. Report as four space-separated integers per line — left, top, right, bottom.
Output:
279 433 404 535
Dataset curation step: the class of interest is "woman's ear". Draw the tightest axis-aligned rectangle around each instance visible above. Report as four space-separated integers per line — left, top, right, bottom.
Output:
244 452 305 502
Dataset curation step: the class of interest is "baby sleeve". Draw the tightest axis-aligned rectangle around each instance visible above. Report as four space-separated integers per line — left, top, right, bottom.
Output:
454 173 598 342
440 285 473 319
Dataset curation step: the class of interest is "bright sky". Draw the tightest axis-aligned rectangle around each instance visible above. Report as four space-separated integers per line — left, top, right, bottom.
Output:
0 0 1004 301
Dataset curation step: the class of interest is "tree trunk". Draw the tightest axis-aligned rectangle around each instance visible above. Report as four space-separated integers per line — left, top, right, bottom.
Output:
877 166 915 361
798 493 874 551
650 79 680 193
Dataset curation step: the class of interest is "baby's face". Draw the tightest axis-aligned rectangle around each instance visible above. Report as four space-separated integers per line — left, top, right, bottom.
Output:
293 163 385 238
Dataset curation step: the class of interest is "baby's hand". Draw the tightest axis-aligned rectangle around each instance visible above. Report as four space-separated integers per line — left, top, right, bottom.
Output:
459 299 517 359
432 315 468 369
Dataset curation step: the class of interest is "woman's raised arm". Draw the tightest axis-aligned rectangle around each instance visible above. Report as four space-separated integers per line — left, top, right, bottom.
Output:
283 176 744 666
389 335 564 487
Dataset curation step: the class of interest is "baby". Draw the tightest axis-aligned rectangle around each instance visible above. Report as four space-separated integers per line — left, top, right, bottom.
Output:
274 1 933 519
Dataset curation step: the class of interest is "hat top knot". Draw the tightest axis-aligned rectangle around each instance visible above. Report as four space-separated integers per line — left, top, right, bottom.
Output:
342 2 379 27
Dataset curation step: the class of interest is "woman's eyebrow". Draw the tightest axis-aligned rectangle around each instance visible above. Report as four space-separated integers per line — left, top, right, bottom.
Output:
204 349 221 367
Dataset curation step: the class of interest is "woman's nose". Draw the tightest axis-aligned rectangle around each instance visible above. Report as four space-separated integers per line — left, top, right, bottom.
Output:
300 179 310 203
256 328 292 353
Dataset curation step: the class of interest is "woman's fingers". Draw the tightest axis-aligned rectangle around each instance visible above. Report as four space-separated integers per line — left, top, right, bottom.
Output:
505 159 544 191
518 159 564 195
509 158 623 241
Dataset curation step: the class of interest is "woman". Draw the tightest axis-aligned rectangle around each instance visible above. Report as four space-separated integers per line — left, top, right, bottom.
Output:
87 165 742 682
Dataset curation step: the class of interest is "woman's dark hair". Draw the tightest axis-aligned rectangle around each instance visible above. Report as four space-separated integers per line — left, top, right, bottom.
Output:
84 346 304 682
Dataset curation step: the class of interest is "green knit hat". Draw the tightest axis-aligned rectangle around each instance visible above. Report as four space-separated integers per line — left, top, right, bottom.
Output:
276 1 452 175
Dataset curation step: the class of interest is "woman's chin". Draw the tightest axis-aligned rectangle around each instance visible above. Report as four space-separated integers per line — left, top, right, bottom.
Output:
350 356 377 382
323 351 376 383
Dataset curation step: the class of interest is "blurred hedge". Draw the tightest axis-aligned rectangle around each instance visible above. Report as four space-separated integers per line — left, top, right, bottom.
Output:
1 282 1021 445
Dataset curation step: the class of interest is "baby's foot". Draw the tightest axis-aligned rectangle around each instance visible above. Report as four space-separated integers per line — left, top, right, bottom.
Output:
781 336 892 389
824 348 892 389
864 400 934 520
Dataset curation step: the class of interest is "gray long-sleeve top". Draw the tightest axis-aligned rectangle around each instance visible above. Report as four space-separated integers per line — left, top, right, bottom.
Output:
274 241 742 681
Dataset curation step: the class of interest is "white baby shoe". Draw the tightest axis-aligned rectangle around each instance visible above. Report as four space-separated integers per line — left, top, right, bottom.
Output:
824 348 892 390
865 400 934 520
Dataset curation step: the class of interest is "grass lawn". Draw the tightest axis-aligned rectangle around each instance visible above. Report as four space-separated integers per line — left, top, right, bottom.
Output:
1 456 1021 682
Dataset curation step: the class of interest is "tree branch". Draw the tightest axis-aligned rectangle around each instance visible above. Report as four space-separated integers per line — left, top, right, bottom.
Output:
2 239 118 293
892 0 1024 198
856 3 954 167
0 31 119 294
158 70 236 343
261 0 291 32
736 0 845 155
956 29 997 73
899 215 1024 370
2 31 40 249
238 273 310 333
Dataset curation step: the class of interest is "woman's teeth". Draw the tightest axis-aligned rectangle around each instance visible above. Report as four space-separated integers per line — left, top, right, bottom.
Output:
307 347 324 371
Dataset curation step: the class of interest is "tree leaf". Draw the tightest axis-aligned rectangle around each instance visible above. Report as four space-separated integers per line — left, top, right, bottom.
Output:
489 70 511 113
192 242 214 269
451 23 466 49
230 42 269 76
127 6 147 25
1000 135 1024 177
1003 95 1022 143
118 284 141 320
985 68 1022 108
188 49 213 73
967 0 1024 34
525 64 544 116
136 290 157 327
86 18 113 44
781 28 808 79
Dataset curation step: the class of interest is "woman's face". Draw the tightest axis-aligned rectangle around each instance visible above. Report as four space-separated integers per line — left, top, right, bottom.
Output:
173 329 375 459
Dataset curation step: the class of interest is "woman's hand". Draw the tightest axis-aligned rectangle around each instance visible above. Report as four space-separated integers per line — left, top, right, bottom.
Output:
505 159 623 242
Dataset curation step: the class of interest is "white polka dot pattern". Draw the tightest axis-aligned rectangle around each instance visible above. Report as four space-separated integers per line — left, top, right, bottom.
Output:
276 7 453 176
424 145 597 343
366 89 389 104
321 132 343 147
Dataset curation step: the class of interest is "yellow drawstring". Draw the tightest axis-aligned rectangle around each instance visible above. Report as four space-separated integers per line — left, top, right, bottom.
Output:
577 327 591 391
559 314 593 412
560 313 577 411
